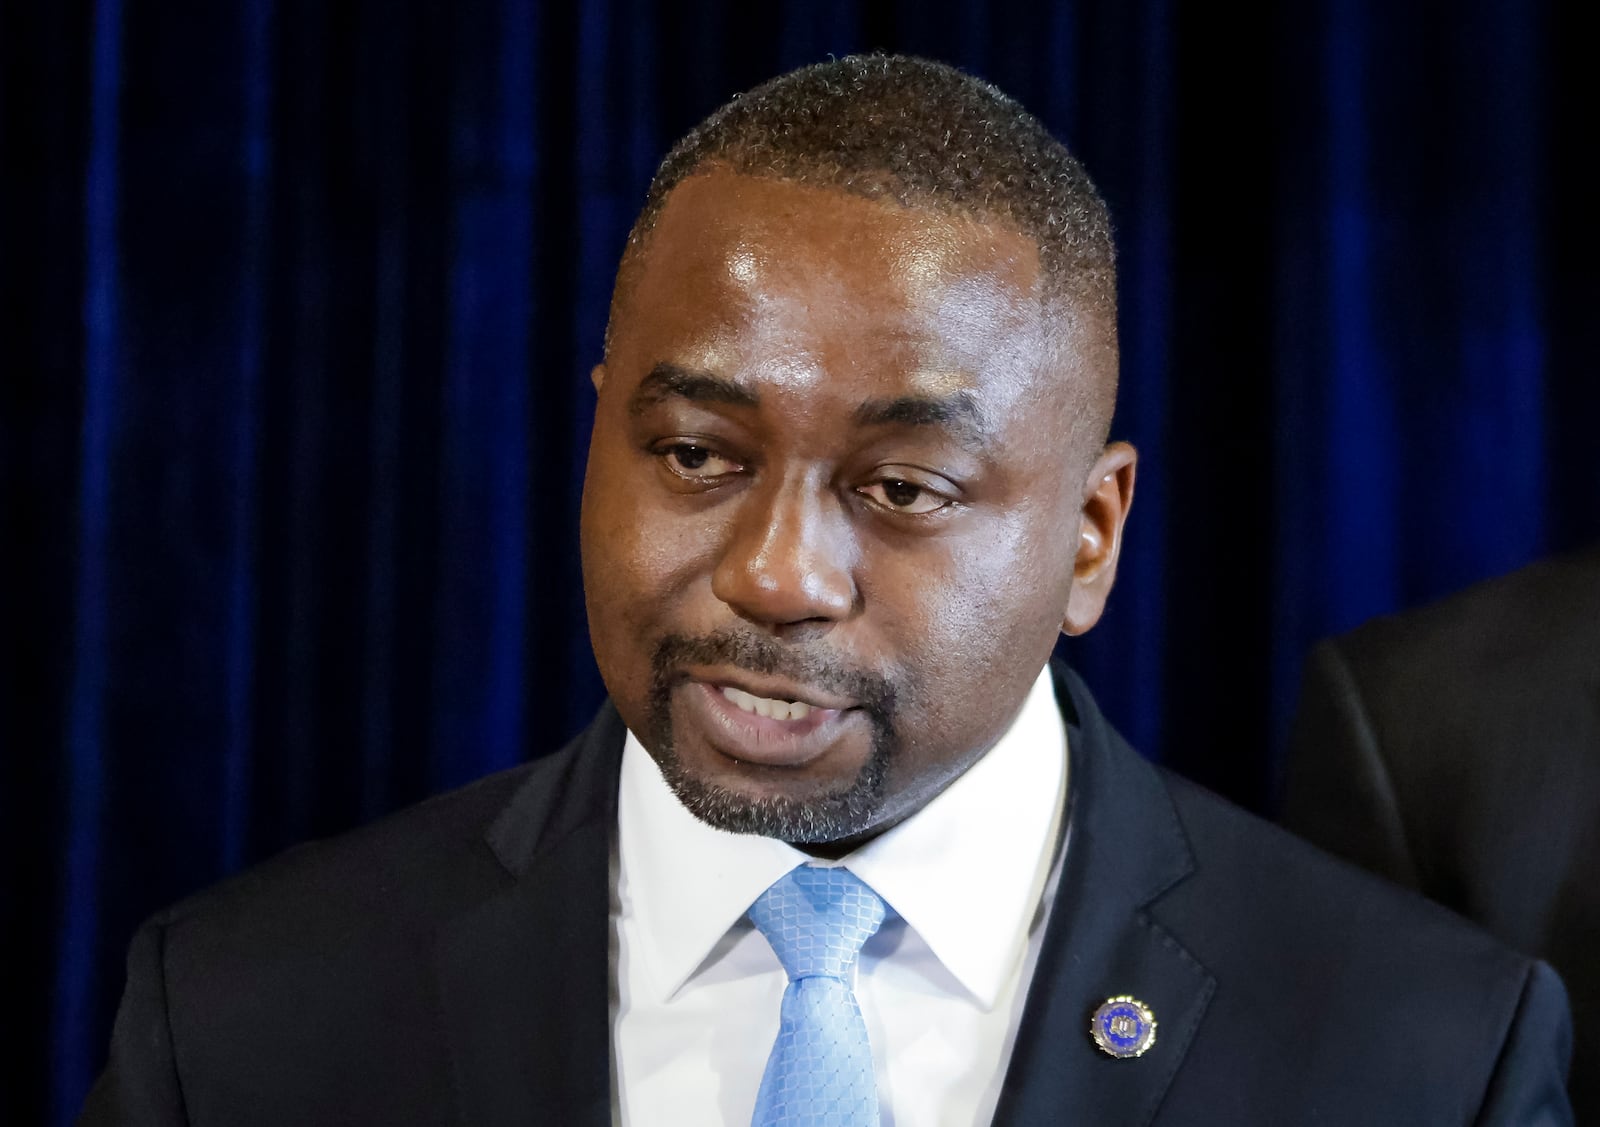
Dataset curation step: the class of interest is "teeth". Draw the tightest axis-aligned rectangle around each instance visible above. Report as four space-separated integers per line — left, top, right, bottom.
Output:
720 686 814 722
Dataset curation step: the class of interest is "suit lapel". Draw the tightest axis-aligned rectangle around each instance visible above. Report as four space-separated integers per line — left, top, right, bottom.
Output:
429 674 1214 1125
993 665 1215 1127
435 706 626 1127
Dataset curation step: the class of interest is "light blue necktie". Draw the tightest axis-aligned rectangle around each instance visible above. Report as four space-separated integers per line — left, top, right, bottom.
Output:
747 865 889 1127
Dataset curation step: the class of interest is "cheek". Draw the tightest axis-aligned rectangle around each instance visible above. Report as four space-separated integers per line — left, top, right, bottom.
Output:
582 439 726 646
893 518 1071 641
869 518 1072 733
582 447 670 681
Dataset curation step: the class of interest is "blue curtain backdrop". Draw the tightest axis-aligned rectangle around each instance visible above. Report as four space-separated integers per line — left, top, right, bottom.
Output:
4 0 1596 1121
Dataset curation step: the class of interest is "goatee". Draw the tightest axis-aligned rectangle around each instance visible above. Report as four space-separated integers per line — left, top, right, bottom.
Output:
644 629 901 843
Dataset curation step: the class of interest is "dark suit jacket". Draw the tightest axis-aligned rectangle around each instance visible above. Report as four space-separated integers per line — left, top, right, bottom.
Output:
1283 545 1600 1122
83 664 1572 1125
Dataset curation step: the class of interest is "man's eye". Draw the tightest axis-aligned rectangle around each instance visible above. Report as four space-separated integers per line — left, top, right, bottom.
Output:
859 479 951 515
661 444 740 479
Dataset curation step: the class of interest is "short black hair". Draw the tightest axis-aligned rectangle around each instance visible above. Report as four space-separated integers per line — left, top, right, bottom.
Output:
608 54 1119 441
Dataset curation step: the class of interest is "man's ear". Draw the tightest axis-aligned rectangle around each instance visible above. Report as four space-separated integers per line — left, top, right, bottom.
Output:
590 363 607 393
1063 442 1138 636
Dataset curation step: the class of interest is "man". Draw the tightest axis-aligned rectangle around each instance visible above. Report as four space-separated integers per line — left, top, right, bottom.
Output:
1283 544 1600 1123
83 56 1571 1125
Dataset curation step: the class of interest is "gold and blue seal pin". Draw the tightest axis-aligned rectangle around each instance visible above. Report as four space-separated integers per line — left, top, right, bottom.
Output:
1090 995 1157 1059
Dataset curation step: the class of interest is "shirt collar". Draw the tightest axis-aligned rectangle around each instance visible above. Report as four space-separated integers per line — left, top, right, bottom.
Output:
615 664 1068 1009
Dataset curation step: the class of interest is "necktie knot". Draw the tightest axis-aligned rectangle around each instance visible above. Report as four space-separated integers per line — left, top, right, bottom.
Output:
748 865 888 982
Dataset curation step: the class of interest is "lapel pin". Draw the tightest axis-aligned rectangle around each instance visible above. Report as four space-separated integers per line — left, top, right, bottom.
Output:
1090 995 1157 1058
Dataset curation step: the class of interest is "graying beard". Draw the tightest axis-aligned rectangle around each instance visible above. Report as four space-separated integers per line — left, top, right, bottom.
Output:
652 739 890 844
643 628 901 842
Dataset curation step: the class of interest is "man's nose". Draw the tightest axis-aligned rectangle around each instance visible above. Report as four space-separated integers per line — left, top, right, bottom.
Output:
711 476 858 629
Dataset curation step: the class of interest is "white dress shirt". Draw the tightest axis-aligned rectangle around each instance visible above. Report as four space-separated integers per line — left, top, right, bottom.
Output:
610 665 1069 1126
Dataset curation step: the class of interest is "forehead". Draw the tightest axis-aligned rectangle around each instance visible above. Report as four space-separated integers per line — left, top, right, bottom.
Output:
611 171 1052 409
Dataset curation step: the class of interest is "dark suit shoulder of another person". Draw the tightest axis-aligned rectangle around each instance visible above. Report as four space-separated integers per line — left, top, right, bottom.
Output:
1283 545 1600 909
1281 544 1600 1121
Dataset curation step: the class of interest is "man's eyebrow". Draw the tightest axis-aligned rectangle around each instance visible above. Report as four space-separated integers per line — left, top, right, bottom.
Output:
628 363 760 416
628 365 992 449
852 390 992 450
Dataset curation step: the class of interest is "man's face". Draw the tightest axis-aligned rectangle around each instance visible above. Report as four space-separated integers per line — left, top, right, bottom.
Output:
582 169 1131 851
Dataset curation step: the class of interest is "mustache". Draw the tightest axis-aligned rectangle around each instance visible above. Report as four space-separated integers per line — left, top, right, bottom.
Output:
649 629 899 719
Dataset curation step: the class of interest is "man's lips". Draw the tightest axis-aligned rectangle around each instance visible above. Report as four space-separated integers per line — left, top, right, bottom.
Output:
675 678 862 769
680 664 859 712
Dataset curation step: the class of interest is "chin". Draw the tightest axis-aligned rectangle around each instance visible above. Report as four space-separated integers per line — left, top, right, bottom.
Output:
653 742 891 844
